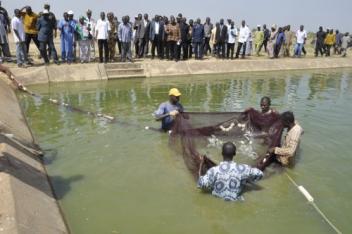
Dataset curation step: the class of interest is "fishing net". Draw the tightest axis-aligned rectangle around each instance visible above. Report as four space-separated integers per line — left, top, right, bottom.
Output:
169 109 283 179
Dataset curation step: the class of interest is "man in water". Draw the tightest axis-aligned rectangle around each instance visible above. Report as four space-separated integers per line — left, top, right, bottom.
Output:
198 142 263 201
154 88 183 131
257 111 303 170
245 96 276 115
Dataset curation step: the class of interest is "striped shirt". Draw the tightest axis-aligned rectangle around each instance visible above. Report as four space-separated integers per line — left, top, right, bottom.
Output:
165 23 180 42
274 123 303 165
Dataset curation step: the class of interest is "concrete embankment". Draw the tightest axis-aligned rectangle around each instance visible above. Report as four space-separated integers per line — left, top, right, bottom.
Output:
0 77 68 234
7 56 352 85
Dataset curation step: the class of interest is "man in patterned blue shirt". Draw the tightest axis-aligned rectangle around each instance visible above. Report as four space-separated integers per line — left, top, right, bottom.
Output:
198 142 263 201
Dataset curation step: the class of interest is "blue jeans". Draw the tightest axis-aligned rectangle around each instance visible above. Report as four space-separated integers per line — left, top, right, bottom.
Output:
294 43 303 56
193 42 203 59
16 42 28 65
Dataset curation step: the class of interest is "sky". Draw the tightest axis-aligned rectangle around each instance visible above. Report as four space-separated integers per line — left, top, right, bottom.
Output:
3 0 352 32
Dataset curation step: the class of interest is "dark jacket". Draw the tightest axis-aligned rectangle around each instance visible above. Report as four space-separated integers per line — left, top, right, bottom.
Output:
215 24 227 43
179 22 189 42
137 19 150 39
36 15 54 42
192 23 204 43
149 20 164 40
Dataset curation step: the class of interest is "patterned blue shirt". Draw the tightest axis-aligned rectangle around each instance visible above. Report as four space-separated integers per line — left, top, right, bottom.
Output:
198 161 263 201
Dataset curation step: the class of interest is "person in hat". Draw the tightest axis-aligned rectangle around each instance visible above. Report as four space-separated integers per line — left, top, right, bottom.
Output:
58 11 76 64
153 88 184 131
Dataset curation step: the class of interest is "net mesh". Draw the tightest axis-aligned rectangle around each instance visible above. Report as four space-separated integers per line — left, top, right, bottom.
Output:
169 109 283 179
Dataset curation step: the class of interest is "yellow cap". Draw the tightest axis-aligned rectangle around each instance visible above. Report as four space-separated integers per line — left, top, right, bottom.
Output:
169 88 181 97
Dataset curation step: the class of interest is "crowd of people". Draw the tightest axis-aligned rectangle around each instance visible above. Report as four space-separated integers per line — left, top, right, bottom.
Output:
0 2 351 68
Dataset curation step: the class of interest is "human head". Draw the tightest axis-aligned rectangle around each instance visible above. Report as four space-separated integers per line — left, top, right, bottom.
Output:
100 12 105 20
154 15 159 22
287 25 290 31
263 24 267 29
170 15 176 24
241 20 245 27
222 142 236 161
278 27 283 33
63 12 68 20
196 18 201 24
227 19 231 25
87 9 92 18
168 88 181 104
336 29 339 34
260 96 271 113
280 111 295 128
144 13 148 20
26 6 32 14
68 11 74 20
206 17 210 24
345 32 349 36
220 19 224 25
14 9 20 18
257 25 261 31
231 21 235 27
79 16 85 24
189 19 193 26
300 25 304 31
319 26 323 31
44 3 50 11
107 12 114 21
138 13 142 20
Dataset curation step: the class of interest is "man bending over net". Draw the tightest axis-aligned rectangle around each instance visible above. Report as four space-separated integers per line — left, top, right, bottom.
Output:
198 142 263 201
257 111 303 170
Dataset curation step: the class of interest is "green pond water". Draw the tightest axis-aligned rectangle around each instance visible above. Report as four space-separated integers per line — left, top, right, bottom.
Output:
18 69 352 234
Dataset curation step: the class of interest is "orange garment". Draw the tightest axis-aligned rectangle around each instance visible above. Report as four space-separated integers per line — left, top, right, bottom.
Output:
21 12 39 34
325 33 335 45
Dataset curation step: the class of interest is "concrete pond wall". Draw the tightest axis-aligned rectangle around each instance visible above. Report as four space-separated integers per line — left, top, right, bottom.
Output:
0 77 69 234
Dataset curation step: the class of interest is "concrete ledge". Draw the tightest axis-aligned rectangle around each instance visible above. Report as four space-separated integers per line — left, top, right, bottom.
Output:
0 79 69 234
6 56 352 85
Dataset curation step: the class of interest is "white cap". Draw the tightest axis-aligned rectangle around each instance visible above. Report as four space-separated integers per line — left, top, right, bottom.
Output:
42 9 49 14
68 10 74 15
257 24 261 27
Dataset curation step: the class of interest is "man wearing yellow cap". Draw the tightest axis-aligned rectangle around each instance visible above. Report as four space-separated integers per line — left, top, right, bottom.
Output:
154 88 184 131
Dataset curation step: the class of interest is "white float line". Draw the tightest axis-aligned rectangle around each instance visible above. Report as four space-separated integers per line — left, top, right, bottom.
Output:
285 172 342 234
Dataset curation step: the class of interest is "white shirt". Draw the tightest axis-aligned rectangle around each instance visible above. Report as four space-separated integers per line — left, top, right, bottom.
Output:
155 22 160 34
95 19 109 40
11 17 25 43
85 17 96 36
296 30 307 44
238 25 250 43
227 27 238 44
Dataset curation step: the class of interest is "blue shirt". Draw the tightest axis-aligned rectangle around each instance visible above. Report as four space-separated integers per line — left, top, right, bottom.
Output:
118 22 133 43
198 161 263 201
154 101 184 131
36 16 54 42
192 23 204 43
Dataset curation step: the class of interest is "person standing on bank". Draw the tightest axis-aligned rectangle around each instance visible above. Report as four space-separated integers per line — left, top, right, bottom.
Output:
203 17 213 56
12 9 30 68
165 16 180 62
341 33 350 57
227 21 237 59
294 25 307 58
254 25 264 56
118 15 133 63
192 18 204 60
198 142 263 201
235 20 250 59
107 12 117 62
149 15 164 59
215 19 227 59
154 88 184 131
95 12 109 63
36 9 60 65
20 6 40 55
137 13 150 58
85 10 96 61
315 26 326 57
